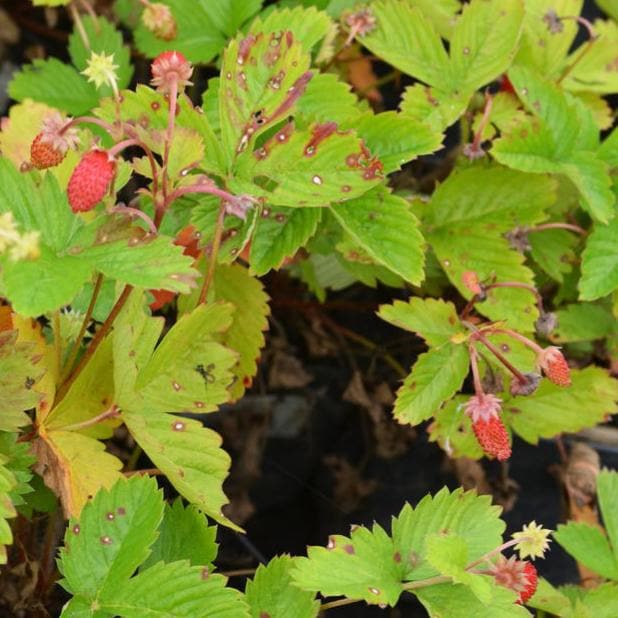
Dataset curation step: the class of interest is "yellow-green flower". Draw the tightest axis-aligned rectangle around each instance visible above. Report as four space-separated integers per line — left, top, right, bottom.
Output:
512 521 552 560
81 51 119 91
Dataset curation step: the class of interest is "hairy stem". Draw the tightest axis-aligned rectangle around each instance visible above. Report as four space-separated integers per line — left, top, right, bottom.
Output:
68 2 90 50
56 285 133 402
529 222 587 236
468 344 484 397
109 205 157 235
55 405 119 432
484 281 544 315
198 205 226 304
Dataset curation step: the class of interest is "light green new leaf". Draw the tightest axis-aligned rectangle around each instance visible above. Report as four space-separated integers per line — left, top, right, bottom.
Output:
219 30 310 161
210 265 269 401
68 15 133 94
136 303 237 413
292 523 404 607
0 331 44 431
378 297 464 347
250 206 322 275
122 410 237 529
505 367 618 443
100 561 249 617
425 533 492 603
140 499 218 571
391 487 505 582
400 83 469 133
8 58 98 115
350 111 443 173
246 556 320 618
232 122 383 207
492 66 614 222
416 582 528 618
330 188 425 285
393 343 469 426
580 218 618 300
58 476 164 599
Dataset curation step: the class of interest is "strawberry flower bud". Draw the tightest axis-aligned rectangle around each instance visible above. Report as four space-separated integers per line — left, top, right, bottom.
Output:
68 150 116 213
142 2 177 41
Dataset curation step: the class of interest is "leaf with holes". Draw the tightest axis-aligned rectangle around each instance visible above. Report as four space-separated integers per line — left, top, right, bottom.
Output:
504 367 618 444
330 188 424 285
394 343 469 426
246 555 320 618
218 30 311 162
231 121 383 206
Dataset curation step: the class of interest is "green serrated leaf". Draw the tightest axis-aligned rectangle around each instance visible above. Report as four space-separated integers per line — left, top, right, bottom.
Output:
9 58 98 116
392 487 505 581
123 410 237 529
246 555 320 618
210 265 269 401
296 73 363 124
250 206 321 275
378 297 463 346
393 343 469 426
330 188 424 285
292 523 404 606
140 499 218 571
580 218 618 300
167 127 205 180
58 475 164 598
504 367 618 443
550 303 615 343
528 228 578 283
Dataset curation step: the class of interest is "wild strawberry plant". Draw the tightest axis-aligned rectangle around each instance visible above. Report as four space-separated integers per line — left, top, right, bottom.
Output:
0 0 617 616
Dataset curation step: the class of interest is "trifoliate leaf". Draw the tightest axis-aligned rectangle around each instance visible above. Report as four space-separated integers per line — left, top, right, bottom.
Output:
140 499 218 571
378 298 464 347
504 367 618 443
250 206 322 275
393 343 469 426
210 265 269 401
424 166 556 331
122 410 236 529
580 218 618 300
292 523 404 606
8 58 99 116
391 487 505 581
58 475 164 598
492 66 614 222
246 555 320 618
330 188 424 285
68 16 133 95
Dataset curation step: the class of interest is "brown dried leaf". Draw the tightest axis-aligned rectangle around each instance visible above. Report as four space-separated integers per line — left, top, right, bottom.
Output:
323 455 377 513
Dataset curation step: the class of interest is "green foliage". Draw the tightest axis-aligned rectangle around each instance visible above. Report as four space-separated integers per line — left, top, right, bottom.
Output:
554 470 618 581
245 556 320 618
580 218 618 300
58 476 249 617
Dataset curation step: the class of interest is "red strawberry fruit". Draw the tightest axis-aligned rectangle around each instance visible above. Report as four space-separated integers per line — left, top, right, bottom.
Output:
472 415 511 460
518 562 538 604
68 150 116 213
30 133 66 169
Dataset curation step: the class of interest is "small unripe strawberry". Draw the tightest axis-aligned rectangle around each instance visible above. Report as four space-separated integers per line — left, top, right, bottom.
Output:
30 133 66 169
518 562 538 604
142 2 177 41
68 150 116 213
150 50 193 94
537 346 571 387
490 556 537 605
472 415 511 460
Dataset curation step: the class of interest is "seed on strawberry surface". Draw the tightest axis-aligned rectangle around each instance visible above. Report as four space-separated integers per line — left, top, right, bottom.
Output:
537 346 571 387
472 415 511 460
67 150 116 213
